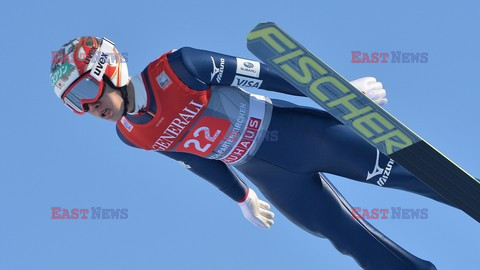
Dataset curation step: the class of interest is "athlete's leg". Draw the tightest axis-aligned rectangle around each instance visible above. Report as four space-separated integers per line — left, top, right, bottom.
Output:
236 158 436 270
258 103 455 208
315 110 457 208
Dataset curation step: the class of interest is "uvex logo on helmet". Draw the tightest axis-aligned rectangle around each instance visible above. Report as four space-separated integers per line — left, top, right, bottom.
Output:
83 48 96 66
93 53 108 75
88 38 114 81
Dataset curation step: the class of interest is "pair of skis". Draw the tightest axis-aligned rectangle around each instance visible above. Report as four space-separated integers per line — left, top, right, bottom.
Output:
246 22 480 222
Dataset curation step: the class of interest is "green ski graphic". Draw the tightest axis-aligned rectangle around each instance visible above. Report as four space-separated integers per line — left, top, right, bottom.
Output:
247 22 480 222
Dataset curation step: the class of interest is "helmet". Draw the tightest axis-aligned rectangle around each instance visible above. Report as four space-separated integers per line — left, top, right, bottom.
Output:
50 36 128 114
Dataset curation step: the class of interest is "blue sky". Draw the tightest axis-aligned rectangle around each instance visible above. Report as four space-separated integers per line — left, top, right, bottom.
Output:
1 0 479 269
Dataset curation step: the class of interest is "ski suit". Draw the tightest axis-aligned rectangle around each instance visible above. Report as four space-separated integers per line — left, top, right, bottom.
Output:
116 47 453 270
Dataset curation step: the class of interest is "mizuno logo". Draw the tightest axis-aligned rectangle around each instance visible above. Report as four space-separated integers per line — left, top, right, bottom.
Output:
366 149 395 186
366 149 384 181
210 56 225 83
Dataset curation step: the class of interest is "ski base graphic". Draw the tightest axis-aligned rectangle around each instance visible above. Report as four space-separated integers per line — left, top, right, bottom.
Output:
247 22 480 222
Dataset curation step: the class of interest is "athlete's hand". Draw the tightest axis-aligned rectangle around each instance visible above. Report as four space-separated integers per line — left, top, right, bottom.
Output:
238 188 274 229
350 77 388 106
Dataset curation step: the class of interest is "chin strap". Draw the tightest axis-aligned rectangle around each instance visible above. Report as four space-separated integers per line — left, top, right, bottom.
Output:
119 85 129 116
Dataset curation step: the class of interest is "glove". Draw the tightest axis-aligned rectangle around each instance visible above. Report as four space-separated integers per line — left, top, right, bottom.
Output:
350 77 388 106
238 188 274 229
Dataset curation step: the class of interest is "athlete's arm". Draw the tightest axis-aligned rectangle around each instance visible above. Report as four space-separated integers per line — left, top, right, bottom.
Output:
155 151 276 228
167 47 306 96
167 47 388 105
158 151 249 202
161 151 275 228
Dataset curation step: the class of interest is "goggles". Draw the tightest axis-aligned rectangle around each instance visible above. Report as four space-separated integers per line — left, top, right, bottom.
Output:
62 38 115 114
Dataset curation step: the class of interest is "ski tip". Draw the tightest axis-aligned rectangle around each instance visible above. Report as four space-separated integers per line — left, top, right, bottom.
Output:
251 22 277 30
247 22 280 46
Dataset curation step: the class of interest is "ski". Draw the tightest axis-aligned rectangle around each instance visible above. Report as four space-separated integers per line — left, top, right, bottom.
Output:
246 22 480 222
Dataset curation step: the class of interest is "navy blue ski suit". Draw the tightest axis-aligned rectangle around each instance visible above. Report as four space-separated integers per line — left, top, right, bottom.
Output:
117 47 456 270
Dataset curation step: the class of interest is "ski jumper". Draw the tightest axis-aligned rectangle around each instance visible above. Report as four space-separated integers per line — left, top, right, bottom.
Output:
116 47 454 270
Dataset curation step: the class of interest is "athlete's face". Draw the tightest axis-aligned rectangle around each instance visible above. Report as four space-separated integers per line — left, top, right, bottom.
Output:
86 83 124 122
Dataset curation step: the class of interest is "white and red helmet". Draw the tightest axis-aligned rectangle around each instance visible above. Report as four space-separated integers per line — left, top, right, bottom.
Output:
50 36 128 114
